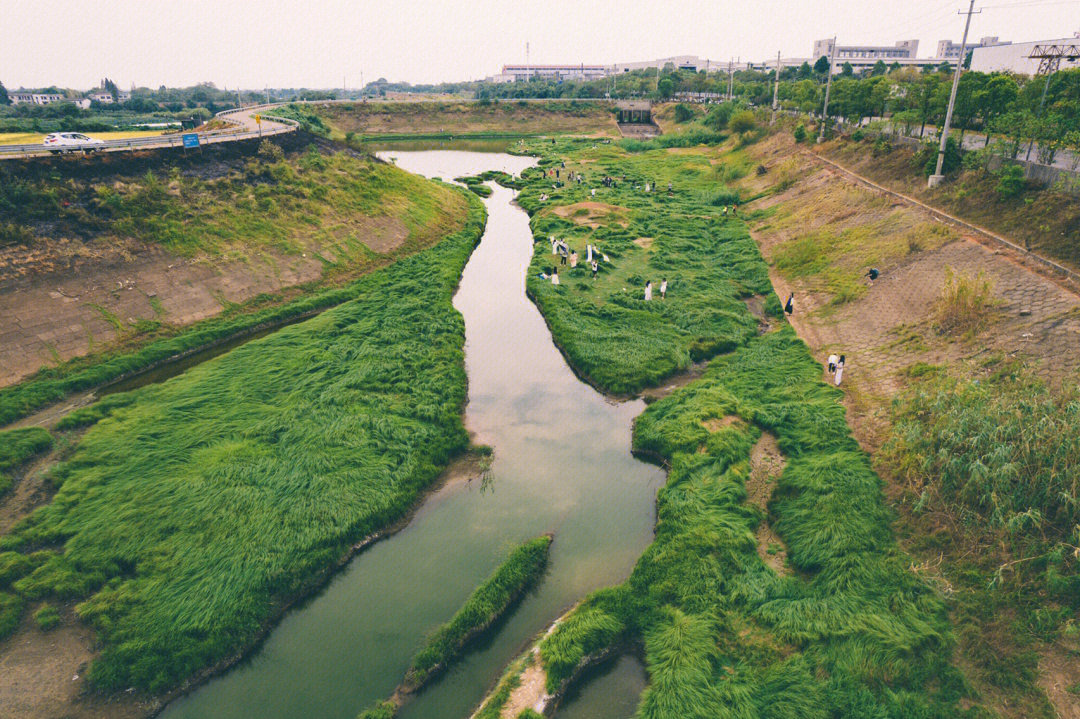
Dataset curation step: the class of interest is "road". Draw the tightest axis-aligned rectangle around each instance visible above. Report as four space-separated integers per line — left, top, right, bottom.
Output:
0 103 299 160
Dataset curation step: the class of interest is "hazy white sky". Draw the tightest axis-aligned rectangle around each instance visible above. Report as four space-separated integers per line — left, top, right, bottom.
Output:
2 0 1075 90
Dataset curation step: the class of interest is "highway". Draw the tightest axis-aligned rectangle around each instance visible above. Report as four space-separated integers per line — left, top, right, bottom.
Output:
0 103 299 160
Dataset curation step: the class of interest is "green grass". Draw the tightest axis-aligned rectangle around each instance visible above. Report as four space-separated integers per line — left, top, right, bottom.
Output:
404 535 552 691
0 427 54 496
518 137 776 395
0 196 485 693
506 137 973 717
0 151 467 427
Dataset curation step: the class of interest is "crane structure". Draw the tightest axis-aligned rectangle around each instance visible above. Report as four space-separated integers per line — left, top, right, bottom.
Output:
1029 43 1080 75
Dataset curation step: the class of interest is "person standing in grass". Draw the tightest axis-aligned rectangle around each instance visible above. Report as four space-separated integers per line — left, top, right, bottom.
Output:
570 250 578 268
644 281 653 301
550 236 558 256
591 259 598 280
559 243 568 265
827 353 838 374
586 243 593 263
551 268 560 285
660 278 667 299
835 355 845 385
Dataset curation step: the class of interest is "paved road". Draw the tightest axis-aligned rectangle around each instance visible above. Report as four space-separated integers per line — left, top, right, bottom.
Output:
0 104 299 160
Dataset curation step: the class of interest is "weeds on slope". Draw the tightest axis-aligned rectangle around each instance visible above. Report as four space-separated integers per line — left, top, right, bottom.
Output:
0 153 466 427
0 197 485 693
883 362 1080 718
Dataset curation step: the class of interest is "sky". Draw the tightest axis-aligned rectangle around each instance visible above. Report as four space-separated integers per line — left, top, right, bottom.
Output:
2 0 1076 90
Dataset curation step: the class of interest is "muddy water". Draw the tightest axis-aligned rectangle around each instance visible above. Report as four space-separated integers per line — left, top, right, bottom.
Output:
161 150 657 719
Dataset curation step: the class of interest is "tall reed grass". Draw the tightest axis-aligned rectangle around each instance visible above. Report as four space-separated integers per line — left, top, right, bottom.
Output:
510 137 969 717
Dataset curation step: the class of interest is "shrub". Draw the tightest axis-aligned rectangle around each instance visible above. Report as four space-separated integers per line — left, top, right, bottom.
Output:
996 164 1026 199
0 592 23 640
934 266 996 335
33 604 61 631
256 140 284 162
728 110 757 134
673 104 694 123
922 137 962 176
793 123 807 143
851 129 865 142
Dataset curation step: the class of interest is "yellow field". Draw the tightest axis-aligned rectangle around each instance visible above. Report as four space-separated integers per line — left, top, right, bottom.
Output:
0 130 167 146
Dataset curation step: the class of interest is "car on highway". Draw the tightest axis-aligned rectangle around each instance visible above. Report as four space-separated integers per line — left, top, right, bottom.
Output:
42 132 105 153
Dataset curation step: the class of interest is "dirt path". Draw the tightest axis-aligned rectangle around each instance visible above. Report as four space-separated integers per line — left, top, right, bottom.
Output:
745 138 1080 447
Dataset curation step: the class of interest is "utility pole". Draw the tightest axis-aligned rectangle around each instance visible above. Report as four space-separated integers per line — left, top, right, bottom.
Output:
771 51 780 125
727 58 733 101
265 87 270 104
818 37 837 143
929 0 979 188
526 41 530 81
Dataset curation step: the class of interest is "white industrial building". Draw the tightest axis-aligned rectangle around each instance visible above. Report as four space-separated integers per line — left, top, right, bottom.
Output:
497 64 610 83
971 38 1080 75
813 39 920 63
8 92 65 105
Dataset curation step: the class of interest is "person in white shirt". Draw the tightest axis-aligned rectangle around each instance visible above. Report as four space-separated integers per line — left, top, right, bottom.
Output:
644 281 652 301
660 279 668 299
551 268 560 286
827 354 839 374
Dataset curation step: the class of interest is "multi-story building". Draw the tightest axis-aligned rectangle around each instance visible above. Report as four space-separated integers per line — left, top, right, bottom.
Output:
813 39 919 63
937 36 1009 59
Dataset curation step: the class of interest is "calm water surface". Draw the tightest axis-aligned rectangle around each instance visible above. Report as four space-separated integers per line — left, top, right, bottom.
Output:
162 150 657 719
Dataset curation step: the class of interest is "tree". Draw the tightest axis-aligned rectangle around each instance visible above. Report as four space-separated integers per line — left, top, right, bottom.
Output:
996 164 1025 198
673 103 694 123
889 62 902 74
656 77 674 99
840 62 854 78
793 123 807 142
871 60 888 76
797 62 813 80
813 55 830 75
0 81 8 106
103 77 119 101
974 73 1019 145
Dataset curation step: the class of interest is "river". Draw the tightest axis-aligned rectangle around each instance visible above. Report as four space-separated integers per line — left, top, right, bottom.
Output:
161 149 659 719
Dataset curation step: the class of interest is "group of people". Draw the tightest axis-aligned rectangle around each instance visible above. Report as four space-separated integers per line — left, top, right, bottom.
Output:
643 279 668 301
721 204 739 217
541 237 604 283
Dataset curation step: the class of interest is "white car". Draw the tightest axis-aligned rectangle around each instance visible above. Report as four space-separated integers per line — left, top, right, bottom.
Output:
42 132 105 153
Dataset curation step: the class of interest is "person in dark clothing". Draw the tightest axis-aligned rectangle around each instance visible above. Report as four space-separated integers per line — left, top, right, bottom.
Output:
867 268 880 281
784 293 794 315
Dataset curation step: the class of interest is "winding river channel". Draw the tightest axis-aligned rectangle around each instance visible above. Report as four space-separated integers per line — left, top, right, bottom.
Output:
161 149 660 719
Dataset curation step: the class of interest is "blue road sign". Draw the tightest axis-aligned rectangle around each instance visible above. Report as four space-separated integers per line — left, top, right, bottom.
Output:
182 133 200 149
